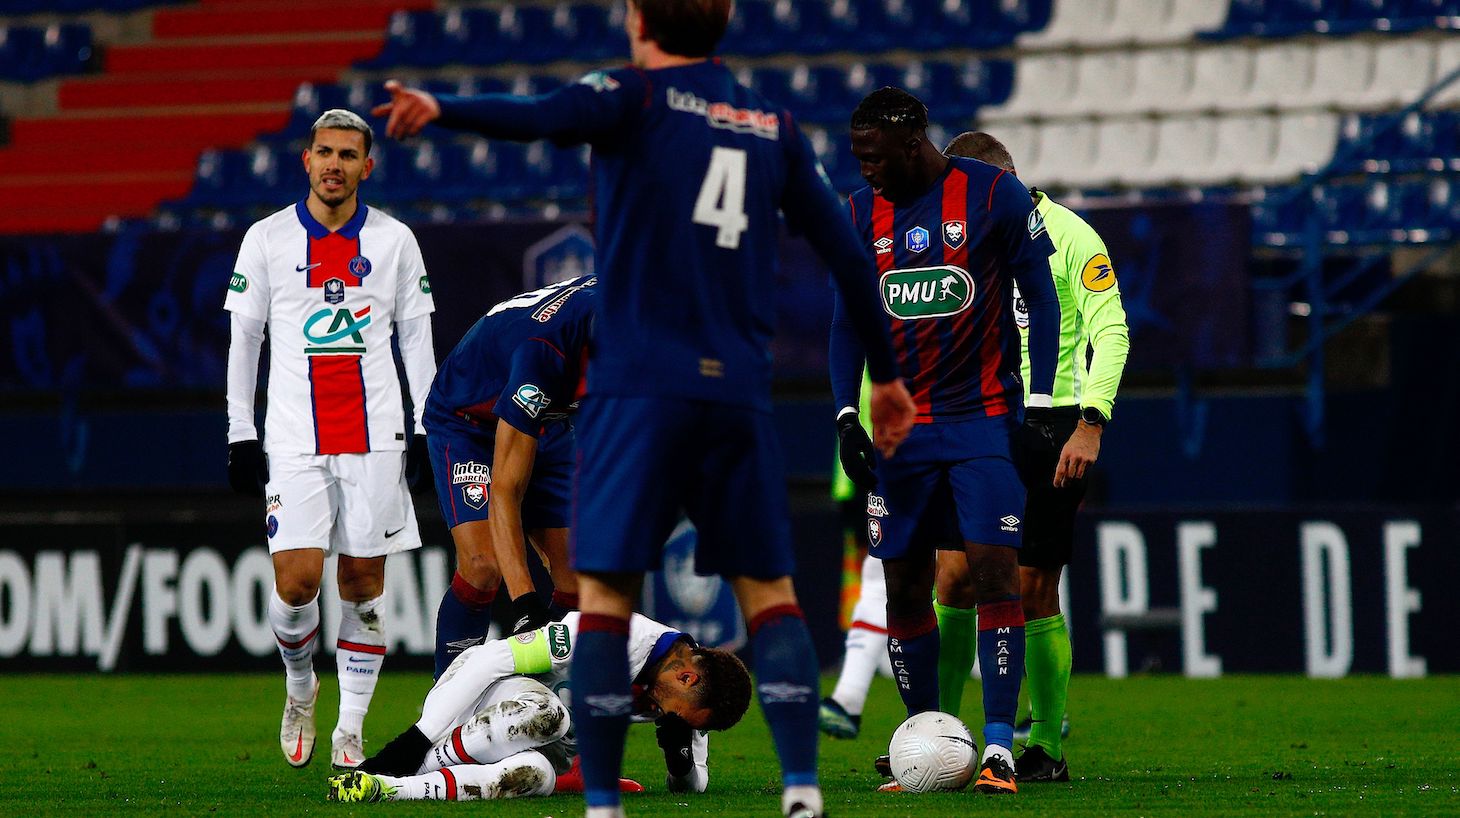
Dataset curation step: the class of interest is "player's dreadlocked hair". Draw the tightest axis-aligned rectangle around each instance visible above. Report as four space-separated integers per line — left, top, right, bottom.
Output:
850 87 929 134
946 130 1016 173
632 0 732 58
690 646 752 731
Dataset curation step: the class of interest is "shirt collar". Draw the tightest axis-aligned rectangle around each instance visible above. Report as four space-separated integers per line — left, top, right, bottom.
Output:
295 199 369 240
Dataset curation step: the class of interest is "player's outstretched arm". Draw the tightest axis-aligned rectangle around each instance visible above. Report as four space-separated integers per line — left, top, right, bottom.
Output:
372 80 441 139
373 72 639 145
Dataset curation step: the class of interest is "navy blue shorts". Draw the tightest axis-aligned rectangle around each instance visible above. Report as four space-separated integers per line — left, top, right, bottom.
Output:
866 414 1025 560
571 395 793 579
425 407 574 531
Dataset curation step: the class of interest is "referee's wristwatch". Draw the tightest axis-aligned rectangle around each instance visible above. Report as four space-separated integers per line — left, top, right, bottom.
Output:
1081 406 1108 428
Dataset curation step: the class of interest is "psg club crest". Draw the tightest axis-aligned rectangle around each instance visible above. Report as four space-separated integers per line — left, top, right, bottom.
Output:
348 255 372 278
463 483 487 510
323 277 345 304
905 226 929 254
942 220 966 250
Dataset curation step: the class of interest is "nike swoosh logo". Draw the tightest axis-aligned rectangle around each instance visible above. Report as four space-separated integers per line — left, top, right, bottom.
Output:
290 731 306 762
296 262 322 272
342 752 356 764
384 527 405 538
347 656 374 663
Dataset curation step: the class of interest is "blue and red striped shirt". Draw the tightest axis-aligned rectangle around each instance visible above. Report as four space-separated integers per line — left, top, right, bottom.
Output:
830 157 1059 422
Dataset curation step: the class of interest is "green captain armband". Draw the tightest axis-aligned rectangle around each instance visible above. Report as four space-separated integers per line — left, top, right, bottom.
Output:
508 622 573 673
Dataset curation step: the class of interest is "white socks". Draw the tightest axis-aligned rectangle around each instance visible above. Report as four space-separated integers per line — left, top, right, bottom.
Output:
336 593 387 736
782 784 824 817
377 752 556 801
830 624 887 716
268 591 320 701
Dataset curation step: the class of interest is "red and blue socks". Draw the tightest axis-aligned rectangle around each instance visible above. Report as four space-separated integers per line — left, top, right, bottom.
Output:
569 613 632 810
887 605 941 716
748 605 820 788
976 597 1026 750
433 572 496 678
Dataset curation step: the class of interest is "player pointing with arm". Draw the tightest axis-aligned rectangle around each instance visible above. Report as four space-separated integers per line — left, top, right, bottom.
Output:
223 109 436 770
944 131 1130 782
373 4 915 816
830 88 1061 795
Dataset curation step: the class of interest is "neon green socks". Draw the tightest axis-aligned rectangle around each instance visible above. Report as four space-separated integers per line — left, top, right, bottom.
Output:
933 602 977 717
1025 613 1071 759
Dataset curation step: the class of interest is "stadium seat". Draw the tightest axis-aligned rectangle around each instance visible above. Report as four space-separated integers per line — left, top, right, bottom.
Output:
1128 115 1218 187
1019 0 1118 47
1248 110 1339 183
979 53 1078 122
1082 0 1177 46
1355 39 1436 108
1166 0 1233 39
1429 37 1460 107
1067 52 1137 117
1024 120 1098 189
1186 46 1257 112
1116 47 1197 116
985 121 1040 172
1308 39 1376 108
1084 117 1157 188
1194 113 1279 185
0 23 93 83
1246 42 1315 110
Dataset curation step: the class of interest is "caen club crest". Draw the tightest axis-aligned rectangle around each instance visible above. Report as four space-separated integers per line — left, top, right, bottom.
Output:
463 483 487 509
942 220 966 250
867 518 883 548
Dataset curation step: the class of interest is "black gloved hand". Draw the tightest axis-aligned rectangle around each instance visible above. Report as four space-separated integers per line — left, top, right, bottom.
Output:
359 725 432 776
1021 406 1058 454
509 591 551 635
227 439 268 497
655 714 695 779
405 433 433 494
836 412 878 491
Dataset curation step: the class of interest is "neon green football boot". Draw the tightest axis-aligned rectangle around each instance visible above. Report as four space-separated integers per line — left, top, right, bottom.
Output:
327 770 395 803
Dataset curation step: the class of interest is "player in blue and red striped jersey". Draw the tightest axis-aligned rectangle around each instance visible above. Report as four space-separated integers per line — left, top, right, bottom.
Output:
371 3 916 816
829 87 1061 795
422 276 597 680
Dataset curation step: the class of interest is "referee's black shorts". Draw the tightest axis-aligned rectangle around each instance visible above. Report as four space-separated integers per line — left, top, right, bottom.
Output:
1013 406 1087 570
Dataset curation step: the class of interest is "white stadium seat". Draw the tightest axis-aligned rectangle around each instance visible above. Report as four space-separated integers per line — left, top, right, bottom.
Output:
1200 113 1279 185
1024 120 1099 189
1084 0 1175 47
1120 47 1196 115
980 53 1078 122
1068 52 1138 117
1128 115 1218 187
1309 40 1376 109
1246 111 1340 184
1019 0 1118 49
1186 46 1257 112
1164 0 1230 41
1356 39 1436 109
1084 117 1158 188
1429 37 1460 108
1246 42 1315 111
983 121 1041 173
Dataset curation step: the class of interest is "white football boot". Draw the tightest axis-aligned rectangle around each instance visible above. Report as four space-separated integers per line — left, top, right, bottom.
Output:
280 675 319 767
332 727 366 770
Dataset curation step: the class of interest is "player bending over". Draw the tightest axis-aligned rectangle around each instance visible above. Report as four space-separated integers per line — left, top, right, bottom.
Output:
424 276 598 676
327 612 752 803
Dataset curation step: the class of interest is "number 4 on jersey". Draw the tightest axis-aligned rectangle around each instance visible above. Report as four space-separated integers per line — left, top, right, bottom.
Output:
693 147 749 249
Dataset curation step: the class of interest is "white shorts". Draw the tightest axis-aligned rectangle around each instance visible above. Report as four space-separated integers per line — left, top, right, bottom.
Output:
263 451 422 558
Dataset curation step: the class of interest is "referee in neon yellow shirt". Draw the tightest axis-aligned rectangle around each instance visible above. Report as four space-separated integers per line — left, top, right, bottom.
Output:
939 131 1130 783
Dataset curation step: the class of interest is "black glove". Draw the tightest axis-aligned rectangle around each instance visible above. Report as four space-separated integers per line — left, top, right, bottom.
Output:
836 412 878 491
226 440 268 497
509 591 551 635
1021 406 1058 454
404 433 433 494
359 725 432 775
655 714 695 779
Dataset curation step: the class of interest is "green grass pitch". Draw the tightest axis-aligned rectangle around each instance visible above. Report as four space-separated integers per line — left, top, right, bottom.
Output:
3 672 1455 816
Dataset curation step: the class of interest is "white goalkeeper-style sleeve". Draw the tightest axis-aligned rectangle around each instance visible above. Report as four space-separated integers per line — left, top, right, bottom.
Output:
395 314 436 436
226 313 266 443
666 730 710 793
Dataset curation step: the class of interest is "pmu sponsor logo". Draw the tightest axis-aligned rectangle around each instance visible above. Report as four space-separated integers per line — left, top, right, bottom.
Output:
547 623 571 659
879 265 975 320
666 87 780 141
302 306 372 354
228 273 248 293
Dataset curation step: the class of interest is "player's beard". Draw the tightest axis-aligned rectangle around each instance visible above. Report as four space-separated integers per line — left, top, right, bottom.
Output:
311 175 355 208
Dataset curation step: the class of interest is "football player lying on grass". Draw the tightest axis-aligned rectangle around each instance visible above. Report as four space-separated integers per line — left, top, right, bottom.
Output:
327 612 752 803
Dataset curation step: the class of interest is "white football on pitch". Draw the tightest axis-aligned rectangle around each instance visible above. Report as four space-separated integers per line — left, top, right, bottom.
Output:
888 711 977 792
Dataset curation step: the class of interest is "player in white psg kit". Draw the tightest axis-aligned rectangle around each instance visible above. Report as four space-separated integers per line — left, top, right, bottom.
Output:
224 110 437 770
325 612 752 803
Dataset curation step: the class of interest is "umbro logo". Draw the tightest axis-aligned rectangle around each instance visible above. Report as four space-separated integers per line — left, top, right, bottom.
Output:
584 693 634 717
999 514 1021 532
874 237 894 255
757 682 813 704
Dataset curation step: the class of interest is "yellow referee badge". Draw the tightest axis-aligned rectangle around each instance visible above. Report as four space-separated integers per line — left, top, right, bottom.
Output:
1081 253 1116 293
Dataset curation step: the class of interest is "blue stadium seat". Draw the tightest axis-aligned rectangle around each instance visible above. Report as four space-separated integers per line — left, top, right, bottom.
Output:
0 23 93 83
557 3 620 63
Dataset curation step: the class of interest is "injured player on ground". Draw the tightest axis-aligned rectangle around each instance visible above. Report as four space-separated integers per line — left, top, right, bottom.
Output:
327 612 752 803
